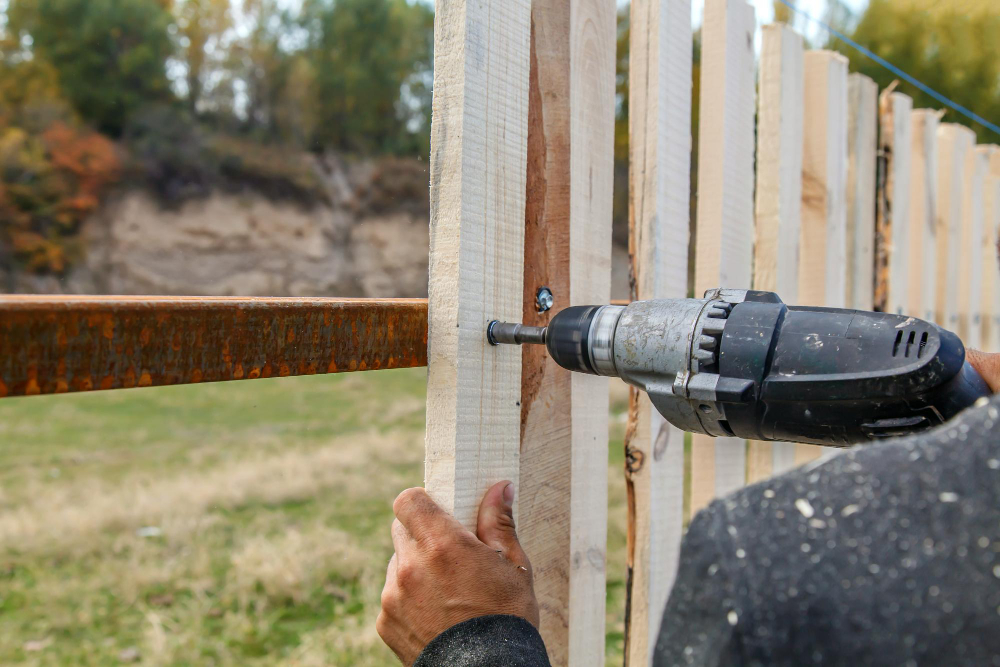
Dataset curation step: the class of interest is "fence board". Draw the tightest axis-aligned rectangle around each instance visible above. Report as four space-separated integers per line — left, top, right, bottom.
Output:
935 124 975 331
908 110 940 323
424 0 531 529
624 0 692 662
690 0 755 514
747 23 803 484
983 169 1000 349
877 91 914 316
846 74 878 312
959 147 990 347
518 0 615 662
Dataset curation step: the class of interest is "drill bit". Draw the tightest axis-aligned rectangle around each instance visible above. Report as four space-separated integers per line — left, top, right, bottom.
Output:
486 321 547 346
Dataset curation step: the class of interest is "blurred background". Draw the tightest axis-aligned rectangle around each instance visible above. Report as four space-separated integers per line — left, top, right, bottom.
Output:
1 0 998 664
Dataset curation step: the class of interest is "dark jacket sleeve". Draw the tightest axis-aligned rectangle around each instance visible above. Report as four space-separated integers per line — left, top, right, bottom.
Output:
414 615 552 667
653 506 743 666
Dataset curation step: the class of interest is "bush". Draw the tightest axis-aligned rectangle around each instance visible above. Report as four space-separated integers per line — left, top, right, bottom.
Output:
0 119 119 273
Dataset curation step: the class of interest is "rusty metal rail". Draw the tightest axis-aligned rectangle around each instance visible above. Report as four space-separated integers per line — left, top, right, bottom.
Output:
0 296 428 398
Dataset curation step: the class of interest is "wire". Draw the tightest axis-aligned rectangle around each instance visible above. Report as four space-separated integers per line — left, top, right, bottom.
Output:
775 0 1000 138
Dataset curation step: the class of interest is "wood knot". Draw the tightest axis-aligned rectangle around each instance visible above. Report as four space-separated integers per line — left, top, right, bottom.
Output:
625 446 645 474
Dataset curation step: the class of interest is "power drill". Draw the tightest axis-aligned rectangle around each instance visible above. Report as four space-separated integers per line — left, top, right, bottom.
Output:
487 289 991 447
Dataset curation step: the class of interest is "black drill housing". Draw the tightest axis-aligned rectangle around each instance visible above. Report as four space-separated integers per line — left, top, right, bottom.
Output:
720 292 990 446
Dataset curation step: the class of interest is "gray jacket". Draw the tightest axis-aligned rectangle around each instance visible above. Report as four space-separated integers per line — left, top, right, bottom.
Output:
416 393 1000 666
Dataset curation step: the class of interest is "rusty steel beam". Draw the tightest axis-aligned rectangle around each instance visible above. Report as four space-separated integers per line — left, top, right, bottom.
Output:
0 296 428 398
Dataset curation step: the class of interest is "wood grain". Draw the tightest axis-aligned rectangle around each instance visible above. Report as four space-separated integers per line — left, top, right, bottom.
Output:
846 74 878 312
908 110 940 323
958 147 990 347
425 0 532 529
518 0 615 662
935 124 975 330
876 91 913 316
690 0 755 515
623 0 692 663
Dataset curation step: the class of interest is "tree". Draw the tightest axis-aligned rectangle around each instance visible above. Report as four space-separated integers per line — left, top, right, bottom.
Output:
174 0 233 113
7 0 175 136
833 0 1000 143
300 0 433 154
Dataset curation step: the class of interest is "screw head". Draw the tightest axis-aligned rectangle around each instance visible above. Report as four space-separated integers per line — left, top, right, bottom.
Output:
536 287 554 313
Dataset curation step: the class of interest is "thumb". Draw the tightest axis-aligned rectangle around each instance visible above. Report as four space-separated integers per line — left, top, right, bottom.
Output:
476 481 529 568
968 349 1000 392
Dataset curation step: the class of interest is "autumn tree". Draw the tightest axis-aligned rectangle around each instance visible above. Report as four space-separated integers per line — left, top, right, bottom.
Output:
6 0 175 136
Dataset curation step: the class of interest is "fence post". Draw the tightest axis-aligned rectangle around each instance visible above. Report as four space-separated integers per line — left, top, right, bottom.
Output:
846 73 878 313
518 0 615 662
959 147 991 347
424 0 531 528
690 0 755 515
746 23 803 484
908 110 941 324
935 124 975 330
624 0 692 662
796 49 848 463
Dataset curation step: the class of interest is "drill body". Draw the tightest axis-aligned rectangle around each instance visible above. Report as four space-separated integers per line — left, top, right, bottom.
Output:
488 289 990 448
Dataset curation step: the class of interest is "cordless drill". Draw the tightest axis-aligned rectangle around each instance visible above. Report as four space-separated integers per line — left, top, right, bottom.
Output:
487 289 991 447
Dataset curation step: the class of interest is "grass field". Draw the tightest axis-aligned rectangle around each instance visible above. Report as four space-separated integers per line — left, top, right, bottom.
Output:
0 369 637 665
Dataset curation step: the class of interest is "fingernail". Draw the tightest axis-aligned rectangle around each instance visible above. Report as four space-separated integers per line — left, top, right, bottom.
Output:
503 483 515 509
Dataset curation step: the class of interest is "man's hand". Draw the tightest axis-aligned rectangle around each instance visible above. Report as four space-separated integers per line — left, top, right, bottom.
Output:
967 349 1000 392
376 481 540 666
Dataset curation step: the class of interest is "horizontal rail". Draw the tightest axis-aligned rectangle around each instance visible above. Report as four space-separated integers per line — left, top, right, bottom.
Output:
0 296 428 399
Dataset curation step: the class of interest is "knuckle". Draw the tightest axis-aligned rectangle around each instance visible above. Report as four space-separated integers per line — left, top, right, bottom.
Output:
393 487 424 515
395 561 420 588
423 534 454 558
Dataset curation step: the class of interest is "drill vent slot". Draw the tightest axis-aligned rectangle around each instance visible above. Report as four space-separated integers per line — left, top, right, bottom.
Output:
893 329 929 359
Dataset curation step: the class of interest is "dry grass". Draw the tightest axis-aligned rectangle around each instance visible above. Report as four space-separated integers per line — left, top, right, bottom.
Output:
0 370 631 665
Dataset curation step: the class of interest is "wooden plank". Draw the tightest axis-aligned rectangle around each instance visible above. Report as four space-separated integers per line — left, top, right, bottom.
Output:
424 0 531 530
907 110 941 323
794 50 848 466
958 147 990 347
800 51 849 311
987 150 1000 350
690 0 755 515
935 124 975 331
846 73 878 312
624 0 692 662
982 168 1000 349
877 91 913 316
518 0 614 662
746 23 803 485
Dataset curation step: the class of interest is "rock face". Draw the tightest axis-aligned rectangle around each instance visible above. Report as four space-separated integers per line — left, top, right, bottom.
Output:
2 158 432 298
1 156 632 299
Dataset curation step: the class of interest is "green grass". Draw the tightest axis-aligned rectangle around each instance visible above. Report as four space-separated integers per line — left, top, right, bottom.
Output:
0 370 634 665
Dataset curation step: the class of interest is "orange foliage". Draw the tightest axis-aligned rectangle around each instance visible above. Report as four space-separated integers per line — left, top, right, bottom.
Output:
0 121 119 273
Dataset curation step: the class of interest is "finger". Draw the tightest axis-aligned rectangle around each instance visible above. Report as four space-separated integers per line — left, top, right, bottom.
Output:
393 487 462 541
476 481 530 569
391 519 415 558
968 349 1000 392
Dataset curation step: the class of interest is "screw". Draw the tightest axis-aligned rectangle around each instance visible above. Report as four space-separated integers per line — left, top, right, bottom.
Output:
536 287 554 313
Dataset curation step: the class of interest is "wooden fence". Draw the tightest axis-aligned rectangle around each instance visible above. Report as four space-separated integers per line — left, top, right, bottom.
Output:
2 1 1000 666
421 1 1000 664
